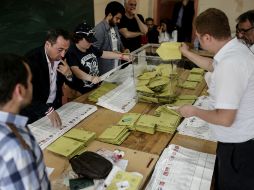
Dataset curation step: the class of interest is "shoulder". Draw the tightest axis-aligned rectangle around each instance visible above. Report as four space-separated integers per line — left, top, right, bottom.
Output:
25 46 45 65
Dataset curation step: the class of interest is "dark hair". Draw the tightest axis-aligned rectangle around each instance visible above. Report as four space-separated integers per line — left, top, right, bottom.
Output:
236 10 254 26
45 29 71 45
145 17 154 22
160 18 175 36
105 1 125 17
195 8 231 39
0 53 28 105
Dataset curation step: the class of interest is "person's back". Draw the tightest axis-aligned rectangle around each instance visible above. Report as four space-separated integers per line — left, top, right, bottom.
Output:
0 53 50 189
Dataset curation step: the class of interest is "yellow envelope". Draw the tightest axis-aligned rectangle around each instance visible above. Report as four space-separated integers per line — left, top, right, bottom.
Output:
156 42 181 60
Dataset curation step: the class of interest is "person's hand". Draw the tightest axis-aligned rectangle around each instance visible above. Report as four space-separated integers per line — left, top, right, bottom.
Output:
177 105 197 118
122 54 133 62
57 59 72 76
90 76 101 84
47 110 62 128
157 26 162 33
179 43 190 55
123 49 130 54
131 9 137 16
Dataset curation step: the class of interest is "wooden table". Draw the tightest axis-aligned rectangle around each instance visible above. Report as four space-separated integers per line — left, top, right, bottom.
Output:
43 68 209 189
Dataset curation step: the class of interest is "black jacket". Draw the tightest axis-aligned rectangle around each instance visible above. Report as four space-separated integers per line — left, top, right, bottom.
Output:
21 46 65 123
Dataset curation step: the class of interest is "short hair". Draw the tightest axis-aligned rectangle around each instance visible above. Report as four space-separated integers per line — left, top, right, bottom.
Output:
236 10 254 26
105 1 125 17
145 17 154 22
0 53 28 105
45 29 71 45
195 8 231 40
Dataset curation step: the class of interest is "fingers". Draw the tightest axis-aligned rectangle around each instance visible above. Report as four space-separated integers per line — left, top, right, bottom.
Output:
47 111 62 128
91 76 101 84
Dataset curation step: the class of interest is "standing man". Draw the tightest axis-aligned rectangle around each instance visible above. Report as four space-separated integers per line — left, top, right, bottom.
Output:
178 8 254 190
118 0 148 52
94 1 126 75
172 0 194 42
21 29 72 128
0 54 50 189
236 10 254 52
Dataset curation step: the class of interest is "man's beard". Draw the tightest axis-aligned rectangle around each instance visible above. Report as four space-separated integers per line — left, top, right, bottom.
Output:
109 19 116 27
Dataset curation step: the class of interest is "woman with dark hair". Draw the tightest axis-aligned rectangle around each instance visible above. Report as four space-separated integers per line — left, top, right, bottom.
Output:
157 19 177 43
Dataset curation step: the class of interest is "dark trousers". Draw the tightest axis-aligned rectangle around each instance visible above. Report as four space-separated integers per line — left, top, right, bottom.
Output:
214 140 254 190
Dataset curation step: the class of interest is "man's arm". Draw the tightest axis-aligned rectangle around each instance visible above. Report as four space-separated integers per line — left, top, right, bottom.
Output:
134 14 148 34
93 23 105 49
178 105 237 127
180 43 214 72
119 28 143 39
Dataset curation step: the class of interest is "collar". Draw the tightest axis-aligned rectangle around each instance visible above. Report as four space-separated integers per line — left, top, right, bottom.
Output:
0 111 28 127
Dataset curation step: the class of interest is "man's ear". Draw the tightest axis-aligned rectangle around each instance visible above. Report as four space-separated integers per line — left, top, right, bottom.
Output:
203 34 212 42
12 84 25 102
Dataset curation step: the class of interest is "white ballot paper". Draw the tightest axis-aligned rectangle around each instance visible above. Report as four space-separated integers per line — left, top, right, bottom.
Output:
146 144 216 190
177 96 217 142
28 102 97 150
97 77 137 113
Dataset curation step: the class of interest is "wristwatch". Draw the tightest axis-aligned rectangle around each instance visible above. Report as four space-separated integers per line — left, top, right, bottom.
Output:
65 72 73 81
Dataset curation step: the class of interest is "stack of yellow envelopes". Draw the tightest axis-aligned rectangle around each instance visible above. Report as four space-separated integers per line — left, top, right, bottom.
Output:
135 114 158 134
63 128 96 146
190 68 205 75
156 109 181 134
171 94 197 106
88 82 118 102
187 73 203 82
47 136 85 159
117 113 141 130
98 125 130 145
178 81 198 90
106 171 143 190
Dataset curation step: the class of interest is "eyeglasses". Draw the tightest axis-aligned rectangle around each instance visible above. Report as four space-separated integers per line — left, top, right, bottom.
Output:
236 24 254 35
128 3 137 7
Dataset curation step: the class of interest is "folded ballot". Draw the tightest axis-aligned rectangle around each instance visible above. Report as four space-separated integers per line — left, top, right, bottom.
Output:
187 74 203 82
178 81 198 90
190 68 205 75
135 114 158 134
156 42 181 60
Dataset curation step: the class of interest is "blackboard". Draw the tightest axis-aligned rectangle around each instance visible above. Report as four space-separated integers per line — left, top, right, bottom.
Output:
0 0 94 55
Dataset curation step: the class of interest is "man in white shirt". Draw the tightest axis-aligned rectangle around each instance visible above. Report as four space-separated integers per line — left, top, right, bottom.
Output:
178 8 254 190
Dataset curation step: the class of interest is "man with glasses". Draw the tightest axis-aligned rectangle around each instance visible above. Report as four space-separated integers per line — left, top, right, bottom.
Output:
236 10 254 53
21 29 73 128
118 0 148 52
178 8 254 190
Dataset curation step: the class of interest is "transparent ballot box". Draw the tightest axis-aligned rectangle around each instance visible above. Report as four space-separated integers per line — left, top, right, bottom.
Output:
131 43 185 104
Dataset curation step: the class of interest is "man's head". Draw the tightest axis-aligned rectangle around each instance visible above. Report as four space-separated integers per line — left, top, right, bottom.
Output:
0 54 32 111
236 10 254 46
145 17 154 31
105 1 125 27
194 8 231 52
45 29 71 62
124 0 137 15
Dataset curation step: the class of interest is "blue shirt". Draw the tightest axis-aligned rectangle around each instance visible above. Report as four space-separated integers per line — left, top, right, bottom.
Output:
0 111 50 189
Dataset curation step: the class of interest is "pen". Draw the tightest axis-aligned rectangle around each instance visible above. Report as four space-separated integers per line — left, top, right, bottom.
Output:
146 158 154 168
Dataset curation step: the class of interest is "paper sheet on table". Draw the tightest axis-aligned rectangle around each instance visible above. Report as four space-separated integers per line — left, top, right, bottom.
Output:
156 42 181 60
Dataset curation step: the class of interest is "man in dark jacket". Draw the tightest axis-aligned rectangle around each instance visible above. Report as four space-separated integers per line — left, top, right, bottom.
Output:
21 29 72 127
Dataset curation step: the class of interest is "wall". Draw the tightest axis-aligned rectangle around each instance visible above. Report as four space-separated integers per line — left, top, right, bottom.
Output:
197 0 254 33
94 0 254 33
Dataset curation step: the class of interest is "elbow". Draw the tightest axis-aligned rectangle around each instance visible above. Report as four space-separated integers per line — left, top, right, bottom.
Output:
221 118 235 127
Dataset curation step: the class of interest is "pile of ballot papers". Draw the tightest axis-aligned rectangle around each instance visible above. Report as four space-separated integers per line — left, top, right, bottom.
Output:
47 128 96 158
88 82 118 102
98 125 130 145
170 94 198 106
117 113 141 130
154 105 182 134
135 114 158 134
136 64 178 104
179 68 205 90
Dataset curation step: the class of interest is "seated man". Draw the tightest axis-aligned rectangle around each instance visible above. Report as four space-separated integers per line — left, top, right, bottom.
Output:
0 53 50 189
65 22 131 94
21 29 73 127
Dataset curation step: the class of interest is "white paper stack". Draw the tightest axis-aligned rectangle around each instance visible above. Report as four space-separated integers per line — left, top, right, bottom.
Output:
177 96 217 142
146 144 216 190
28 102 97 150
97 78 137 113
